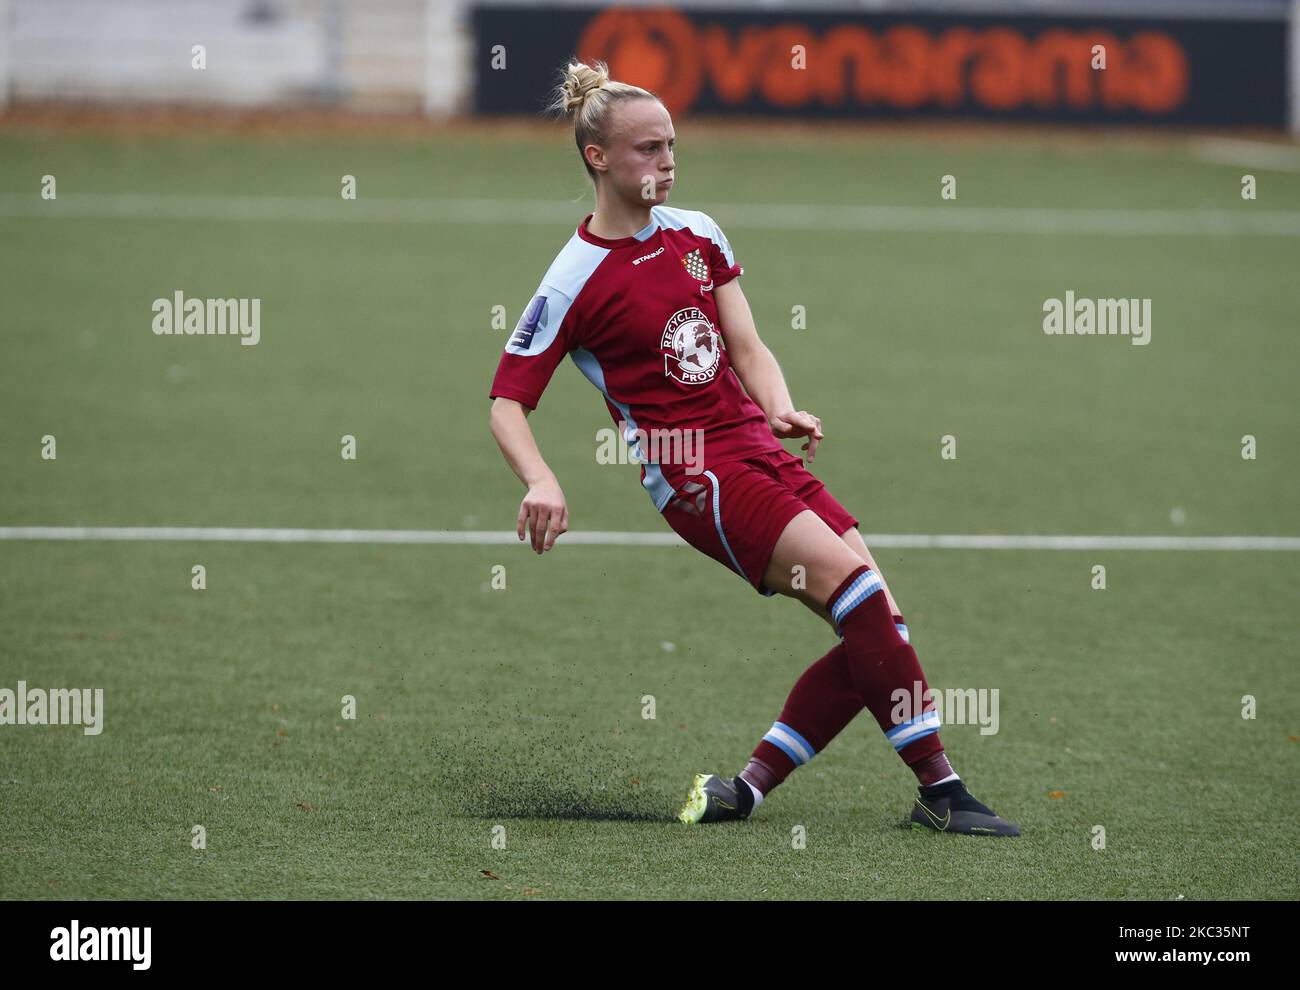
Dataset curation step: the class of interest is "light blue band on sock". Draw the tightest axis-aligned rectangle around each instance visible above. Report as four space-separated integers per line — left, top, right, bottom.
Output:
886 709 942 750
829 569 884 628
763 721 816 765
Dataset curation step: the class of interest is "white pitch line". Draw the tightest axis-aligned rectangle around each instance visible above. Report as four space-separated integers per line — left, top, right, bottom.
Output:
1191 137 1300 173
3 193 1300 237
0 527 1297 551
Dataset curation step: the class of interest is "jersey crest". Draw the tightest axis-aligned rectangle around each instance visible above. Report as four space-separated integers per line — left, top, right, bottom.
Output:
681 248 710 283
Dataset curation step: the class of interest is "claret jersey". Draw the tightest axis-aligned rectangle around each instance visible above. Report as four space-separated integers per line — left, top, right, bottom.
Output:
489 205 783 511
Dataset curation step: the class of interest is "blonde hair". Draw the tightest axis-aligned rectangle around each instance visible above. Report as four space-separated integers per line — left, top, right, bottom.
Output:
549 60 658 180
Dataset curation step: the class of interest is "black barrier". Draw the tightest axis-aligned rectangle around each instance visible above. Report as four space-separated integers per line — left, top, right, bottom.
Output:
0 898 1284 976
472 5 1288 126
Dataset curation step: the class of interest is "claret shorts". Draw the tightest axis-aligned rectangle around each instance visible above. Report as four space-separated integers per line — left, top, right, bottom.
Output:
658 447 858 596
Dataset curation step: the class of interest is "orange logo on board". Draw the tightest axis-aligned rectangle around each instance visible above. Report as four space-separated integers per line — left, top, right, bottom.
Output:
576 8 1188 115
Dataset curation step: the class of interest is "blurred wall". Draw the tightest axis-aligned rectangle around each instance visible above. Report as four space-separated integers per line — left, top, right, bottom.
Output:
0 0 464 112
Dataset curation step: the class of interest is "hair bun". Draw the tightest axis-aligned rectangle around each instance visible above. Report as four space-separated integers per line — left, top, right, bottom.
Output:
561 60 610 114
548 59 657 180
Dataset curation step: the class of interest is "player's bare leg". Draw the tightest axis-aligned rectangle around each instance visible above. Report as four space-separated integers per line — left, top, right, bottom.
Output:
786 526 900 631
838 525 901 617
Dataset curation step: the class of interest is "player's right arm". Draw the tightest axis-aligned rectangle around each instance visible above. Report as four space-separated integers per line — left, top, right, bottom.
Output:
488 284 579 555
489 397 568 554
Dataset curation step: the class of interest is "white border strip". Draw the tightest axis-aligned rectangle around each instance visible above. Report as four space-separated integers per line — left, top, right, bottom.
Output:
1 527 1297 551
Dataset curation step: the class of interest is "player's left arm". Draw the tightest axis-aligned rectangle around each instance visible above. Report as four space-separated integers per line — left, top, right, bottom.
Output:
714 278 824 461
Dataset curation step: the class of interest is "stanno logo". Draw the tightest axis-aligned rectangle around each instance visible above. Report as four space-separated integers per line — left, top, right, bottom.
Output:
50 920 151 970
632 246 664 266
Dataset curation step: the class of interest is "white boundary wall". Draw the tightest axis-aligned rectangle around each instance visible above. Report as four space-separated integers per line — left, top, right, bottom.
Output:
0 0 473 114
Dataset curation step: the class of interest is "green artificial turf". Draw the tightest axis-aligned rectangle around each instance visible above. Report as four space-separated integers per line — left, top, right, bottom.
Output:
0 124 1296 898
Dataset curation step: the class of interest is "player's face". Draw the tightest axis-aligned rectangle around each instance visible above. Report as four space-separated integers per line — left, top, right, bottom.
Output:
593 99 675 208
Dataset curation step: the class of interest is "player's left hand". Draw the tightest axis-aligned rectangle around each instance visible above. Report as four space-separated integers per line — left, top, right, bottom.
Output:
770 410 823 462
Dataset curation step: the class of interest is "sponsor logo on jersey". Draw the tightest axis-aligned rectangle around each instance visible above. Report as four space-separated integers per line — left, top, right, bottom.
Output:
632 246 665 266
508 294 547 351
661 307 720 386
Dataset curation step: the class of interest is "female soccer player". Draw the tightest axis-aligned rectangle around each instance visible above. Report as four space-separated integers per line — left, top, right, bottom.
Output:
488 60 1019 836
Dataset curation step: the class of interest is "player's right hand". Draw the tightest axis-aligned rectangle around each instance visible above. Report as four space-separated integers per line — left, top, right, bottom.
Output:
518 478 569 555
